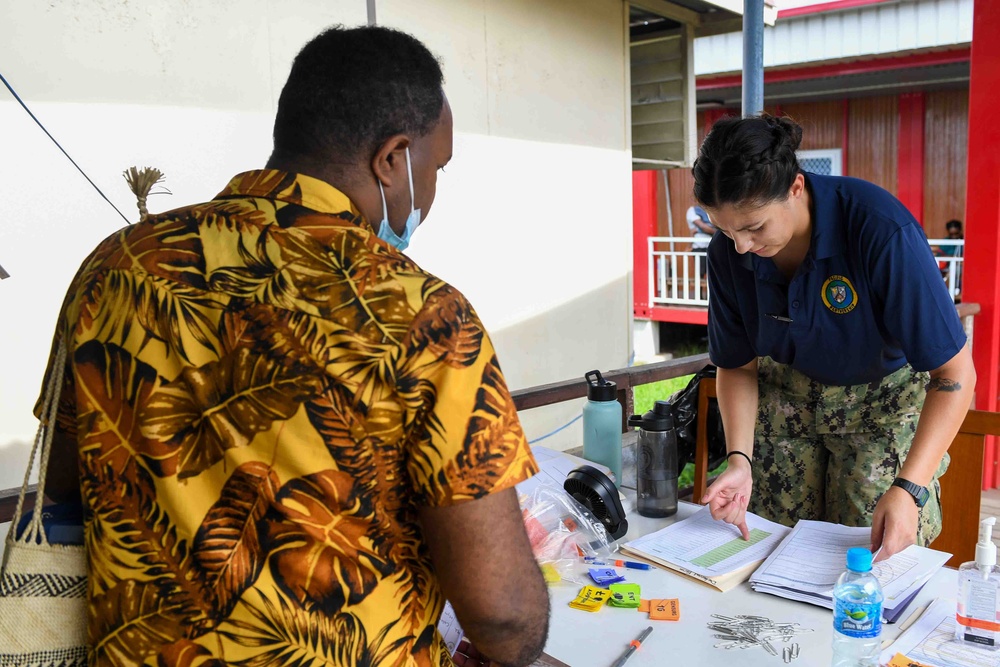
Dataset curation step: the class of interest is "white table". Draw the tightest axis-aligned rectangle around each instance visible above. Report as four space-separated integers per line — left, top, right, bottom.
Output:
542 495 957 667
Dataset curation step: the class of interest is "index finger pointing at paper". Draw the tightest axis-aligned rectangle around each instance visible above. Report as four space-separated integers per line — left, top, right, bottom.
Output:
721 501 750 541
736 518 750 541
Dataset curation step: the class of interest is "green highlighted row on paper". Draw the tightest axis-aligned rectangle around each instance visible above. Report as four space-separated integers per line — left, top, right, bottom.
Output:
690 529 772 568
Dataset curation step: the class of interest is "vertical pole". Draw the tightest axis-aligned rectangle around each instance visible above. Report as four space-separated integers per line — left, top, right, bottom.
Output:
617 385 634 434
742 0 765 117
842 98 850 176
367 0 377 26
965 0 1000 488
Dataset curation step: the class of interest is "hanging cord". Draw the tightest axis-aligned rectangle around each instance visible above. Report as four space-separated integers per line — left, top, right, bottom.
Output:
123 166 169 222
26 339 68 545
0 70 130 225
528 413 584 445
2 338 66 558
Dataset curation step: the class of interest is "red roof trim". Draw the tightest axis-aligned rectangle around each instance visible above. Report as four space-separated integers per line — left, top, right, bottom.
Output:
697 47 971 90
647 306 708 326
778 0 895 19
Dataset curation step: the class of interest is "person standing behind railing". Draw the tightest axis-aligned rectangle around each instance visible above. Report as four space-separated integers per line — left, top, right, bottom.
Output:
687 205 715 300
943 219 964 249
686 204 716 279
933 219 964 297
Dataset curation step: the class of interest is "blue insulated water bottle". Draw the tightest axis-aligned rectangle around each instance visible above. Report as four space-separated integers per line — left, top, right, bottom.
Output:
582 370 623 484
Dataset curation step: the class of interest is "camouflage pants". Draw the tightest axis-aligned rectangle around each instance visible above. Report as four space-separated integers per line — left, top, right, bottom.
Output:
749 358 948 546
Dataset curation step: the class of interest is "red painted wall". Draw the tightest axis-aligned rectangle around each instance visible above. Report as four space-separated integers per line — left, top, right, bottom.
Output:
632 171 657 320
964 0 1000 486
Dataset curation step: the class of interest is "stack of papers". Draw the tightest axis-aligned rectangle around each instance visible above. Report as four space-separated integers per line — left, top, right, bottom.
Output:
620 505 791 591
749 521 951 622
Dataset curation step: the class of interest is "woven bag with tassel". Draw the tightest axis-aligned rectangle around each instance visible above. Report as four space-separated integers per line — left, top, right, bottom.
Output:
0 339 88 666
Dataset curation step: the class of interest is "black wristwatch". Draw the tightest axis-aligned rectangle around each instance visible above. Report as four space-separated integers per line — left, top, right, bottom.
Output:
891 477 930 508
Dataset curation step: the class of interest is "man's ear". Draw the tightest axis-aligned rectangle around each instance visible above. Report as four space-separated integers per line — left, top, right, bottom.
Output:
371 134 411 188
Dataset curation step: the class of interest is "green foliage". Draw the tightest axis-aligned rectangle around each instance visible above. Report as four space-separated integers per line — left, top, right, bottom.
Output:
632 375 691 415
672 340 708 359
679 460 728 490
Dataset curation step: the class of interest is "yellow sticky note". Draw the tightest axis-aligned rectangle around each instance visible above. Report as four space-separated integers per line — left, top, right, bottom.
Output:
569 586 612 613
649 598 680 621
886 654 934 667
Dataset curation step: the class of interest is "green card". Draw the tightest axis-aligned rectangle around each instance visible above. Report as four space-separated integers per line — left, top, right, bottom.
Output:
608 583 641 608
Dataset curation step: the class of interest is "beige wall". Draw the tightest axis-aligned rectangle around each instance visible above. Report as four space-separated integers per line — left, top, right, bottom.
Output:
0 0 633 488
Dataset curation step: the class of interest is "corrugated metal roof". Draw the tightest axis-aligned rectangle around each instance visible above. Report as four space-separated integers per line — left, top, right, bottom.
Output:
694 0 972 75
696 60 969 106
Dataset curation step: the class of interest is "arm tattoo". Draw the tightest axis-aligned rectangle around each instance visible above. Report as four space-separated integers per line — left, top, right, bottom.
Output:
926 377 963 393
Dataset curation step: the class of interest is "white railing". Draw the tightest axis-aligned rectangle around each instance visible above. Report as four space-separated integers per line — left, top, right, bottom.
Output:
930 239 964 301
648 237 964 308
649 237 711 307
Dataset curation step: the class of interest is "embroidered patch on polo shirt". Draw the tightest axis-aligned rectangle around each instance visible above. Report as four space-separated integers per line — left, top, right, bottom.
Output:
822 275 858 314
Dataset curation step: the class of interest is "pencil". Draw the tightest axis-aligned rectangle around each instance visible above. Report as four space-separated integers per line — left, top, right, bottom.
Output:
609 626 653 667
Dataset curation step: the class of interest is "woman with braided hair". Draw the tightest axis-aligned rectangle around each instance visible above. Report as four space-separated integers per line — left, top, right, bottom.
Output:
696 113 975 562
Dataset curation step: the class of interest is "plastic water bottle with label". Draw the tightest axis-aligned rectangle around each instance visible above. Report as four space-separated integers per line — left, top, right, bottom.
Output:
832 547 883 667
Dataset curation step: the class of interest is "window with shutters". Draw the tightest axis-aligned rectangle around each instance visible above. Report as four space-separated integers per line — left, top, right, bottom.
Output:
630 27 696 169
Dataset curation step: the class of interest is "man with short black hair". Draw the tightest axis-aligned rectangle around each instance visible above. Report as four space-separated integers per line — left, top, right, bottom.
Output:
40 25 549 667
934 219 964 294
945 219 963 240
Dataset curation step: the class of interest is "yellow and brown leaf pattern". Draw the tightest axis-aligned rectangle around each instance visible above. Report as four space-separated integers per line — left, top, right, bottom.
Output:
37 170 538 666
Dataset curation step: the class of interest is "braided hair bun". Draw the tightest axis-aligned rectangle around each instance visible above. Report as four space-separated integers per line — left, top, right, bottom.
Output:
693 113 803 209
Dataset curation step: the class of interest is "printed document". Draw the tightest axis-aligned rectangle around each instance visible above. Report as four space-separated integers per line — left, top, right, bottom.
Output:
880 598 1000 667
750 521 950 614
620 505 790 591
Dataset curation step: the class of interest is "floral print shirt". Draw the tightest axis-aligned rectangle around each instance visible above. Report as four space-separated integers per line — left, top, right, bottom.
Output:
38 170 538 666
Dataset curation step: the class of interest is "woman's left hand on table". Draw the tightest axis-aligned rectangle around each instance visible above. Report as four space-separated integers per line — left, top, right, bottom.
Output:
870 485 919 562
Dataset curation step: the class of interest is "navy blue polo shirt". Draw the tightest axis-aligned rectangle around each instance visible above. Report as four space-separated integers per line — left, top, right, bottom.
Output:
707 173 966 386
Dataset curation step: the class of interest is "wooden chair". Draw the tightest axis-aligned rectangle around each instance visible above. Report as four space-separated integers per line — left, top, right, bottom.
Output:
935 410 1000 566
691 377 717 503
691 377 999 567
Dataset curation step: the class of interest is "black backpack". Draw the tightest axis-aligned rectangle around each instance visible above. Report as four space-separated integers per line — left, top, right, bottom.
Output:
666 365 727 472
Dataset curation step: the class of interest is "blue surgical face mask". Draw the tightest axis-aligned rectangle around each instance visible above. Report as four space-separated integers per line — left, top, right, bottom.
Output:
376 147 421 251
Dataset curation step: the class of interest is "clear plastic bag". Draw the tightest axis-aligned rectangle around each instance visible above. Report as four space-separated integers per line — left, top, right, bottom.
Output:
519 484 615 584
